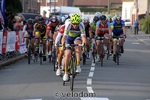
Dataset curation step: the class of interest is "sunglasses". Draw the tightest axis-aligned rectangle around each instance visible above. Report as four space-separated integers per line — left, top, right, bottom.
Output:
72 23 79 25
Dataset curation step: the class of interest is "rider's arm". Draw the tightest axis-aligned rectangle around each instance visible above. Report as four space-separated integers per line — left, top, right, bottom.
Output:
121 20 126 36
80 22 86 45
89 27 93 39
95 21 100 36
55 32 63 45
33 23 37 36
107 22 112 36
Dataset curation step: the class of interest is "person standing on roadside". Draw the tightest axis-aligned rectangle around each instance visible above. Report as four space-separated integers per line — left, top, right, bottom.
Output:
134 19 139 35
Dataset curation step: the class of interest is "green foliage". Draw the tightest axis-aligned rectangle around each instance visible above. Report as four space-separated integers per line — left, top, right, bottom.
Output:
140 16 150 34
6 0 22 14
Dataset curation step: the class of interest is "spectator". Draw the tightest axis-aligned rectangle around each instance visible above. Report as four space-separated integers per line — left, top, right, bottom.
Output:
134 19 139 35
0 18 2 30
13 16 22 31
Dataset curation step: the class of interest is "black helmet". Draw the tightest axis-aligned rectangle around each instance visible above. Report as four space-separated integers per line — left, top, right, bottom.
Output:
100 15 106 21
27 18 33 24
93 16 99 23
50 16 58 23
38 17 44 22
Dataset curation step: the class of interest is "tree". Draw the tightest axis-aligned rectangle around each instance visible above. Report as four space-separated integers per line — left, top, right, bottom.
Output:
6 0 22 14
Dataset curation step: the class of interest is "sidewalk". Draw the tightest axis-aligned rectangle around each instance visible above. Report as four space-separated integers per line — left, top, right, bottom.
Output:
0 54 27 68
128 30 150 46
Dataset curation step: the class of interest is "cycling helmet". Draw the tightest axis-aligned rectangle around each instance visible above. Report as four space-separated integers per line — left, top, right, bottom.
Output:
116 15 121 20
38 17 44 22
61 16 66 24
70 13 81 24
100 15 106 21
27 18 33 24
64 14 70 20
95 12 101 18
82 17 89 23
93 16 99 23
51 16 58 23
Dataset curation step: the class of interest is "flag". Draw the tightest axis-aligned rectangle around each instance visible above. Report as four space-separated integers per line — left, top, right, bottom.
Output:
0 0 6 27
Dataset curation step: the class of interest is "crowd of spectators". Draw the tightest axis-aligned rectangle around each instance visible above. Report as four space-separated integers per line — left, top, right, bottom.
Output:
0 12 26 31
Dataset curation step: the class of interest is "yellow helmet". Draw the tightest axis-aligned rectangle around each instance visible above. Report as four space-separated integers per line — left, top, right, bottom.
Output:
70 13 81 24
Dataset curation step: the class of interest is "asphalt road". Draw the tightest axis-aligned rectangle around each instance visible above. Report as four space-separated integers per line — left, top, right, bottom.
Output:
0 33 150 100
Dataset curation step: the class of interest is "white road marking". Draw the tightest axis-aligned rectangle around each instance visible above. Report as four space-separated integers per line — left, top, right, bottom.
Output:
132 42 140 44
91 63 95 66
90 67 95 71
22 99 42 100
89 72 94 77
87 86 94 93
87 78 92 85
80 97 109 100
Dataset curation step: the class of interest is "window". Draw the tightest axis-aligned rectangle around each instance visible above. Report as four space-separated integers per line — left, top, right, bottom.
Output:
47 0 58 2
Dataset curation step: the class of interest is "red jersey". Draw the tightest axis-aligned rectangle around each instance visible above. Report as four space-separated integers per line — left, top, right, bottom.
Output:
59 24 65 34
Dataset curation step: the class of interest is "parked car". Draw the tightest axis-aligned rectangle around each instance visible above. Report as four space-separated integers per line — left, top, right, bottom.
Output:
124 19 132 28
20 13 42 21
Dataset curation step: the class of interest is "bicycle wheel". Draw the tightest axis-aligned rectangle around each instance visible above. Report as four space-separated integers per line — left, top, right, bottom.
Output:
106 46 109 60
116 45 120 65
82 52 86 65
39 52 42 65
52 50 57 71
28 45 31 64
70 58 75 91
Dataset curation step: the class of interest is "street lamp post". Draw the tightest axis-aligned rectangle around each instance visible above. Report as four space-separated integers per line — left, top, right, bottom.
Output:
108 0 110 14
146 0 149 34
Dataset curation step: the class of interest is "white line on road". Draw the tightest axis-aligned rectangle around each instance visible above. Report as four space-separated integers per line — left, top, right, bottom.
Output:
22 99 42 100
80 97 109 100
87 78 92 85
90 67 95 71
87 86 94 93
91 62 95 66
132 42 140 44
89 72 94 77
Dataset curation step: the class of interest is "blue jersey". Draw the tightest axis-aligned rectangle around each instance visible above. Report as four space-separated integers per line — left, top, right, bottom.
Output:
112 20 125 35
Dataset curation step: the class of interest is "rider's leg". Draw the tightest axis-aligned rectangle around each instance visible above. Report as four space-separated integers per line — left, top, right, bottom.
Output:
74 40 82 73
35 32 40 52
63 49 71 81
48 33 53 56
86 38 90 58
113 39 117 61
120 37 125 53
56 48 64 76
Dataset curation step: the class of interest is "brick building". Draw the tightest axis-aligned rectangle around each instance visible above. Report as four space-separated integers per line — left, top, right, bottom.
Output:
20 0 122 13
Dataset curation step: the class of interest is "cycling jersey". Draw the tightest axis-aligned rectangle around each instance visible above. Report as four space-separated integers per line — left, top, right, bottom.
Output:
90 22 96 35
96 21 110 35
85 24 92 38
112 20 125 36
55 24 65 45
64 22 85 44
46 22 59 34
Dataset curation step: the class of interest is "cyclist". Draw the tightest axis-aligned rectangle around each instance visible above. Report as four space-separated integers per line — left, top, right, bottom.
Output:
46 16 59 58
22 18 34 57
61 13 86 81
111 15 126 61
107 14 113 54
82 17 92 59
55 17 71 76
55 19 70 76
34 17 47 61
95 15 111 60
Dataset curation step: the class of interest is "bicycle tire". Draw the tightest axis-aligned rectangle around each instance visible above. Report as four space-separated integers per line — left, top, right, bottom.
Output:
92 52 95 63
39 52 42 65
116 45 120 65
82 52 86 65
53 50 57 71
28 45 31 64
70 58 75 91
106 46 109 60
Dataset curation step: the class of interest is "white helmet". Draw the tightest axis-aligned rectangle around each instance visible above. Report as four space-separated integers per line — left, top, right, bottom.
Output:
95 12 101 18
82 17 89 23
61 16 66 23
65 19 71 25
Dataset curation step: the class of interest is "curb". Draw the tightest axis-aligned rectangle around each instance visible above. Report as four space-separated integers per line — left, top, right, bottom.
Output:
0 54 27 68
